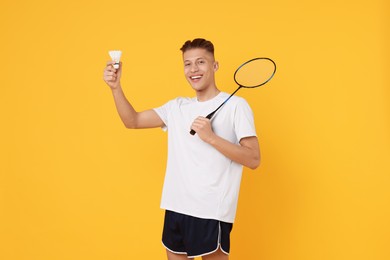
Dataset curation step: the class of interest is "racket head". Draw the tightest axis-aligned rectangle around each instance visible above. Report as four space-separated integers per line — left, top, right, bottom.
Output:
233 57 276 88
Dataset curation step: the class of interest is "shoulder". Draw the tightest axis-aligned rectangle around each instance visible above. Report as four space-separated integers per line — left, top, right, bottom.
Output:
219 92 251 108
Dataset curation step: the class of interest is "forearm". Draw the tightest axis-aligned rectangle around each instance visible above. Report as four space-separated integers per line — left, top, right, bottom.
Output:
111 86 138 128
207 135 260 170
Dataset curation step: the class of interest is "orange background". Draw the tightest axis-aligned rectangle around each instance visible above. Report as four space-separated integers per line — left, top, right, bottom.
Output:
1 0 389 259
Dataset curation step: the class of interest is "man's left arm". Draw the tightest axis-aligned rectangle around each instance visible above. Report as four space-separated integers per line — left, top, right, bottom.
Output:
191 117 260 169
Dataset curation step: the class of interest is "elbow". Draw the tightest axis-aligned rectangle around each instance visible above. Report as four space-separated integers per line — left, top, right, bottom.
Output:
124 122 136 129
123 118 137 129
248 156 261 170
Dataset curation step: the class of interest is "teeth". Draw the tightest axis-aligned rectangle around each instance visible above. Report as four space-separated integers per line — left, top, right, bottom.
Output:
191 76 202 79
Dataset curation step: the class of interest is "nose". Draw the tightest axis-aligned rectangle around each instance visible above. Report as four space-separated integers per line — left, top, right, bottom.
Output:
190 63 199 72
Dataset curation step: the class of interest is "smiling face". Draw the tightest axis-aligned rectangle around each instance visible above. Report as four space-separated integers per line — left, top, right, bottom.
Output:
183 48 219 93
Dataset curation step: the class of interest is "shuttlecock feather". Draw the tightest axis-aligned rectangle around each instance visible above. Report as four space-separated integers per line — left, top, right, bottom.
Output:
109 50 122 69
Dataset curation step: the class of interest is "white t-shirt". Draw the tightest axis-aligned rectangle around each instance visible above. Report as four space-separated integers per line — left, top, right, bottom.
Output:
153 92 257 223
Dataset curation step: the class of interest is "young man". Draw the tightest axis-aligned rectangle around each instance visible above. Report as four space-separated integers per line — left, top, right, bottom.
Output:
103 38 260 260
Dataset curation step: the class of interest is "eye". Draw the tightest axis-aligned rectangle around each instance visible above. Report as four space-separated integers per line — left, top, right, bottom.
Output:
197 60 205 64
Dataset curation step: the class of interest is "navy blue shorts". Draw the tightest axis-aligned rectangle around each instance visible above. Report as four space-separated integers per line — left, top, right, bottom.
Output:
162 210 233 258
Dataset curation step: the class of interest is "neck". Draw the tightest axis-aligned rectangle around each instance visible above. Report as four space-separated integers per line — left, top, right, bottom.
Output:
196 86 220 102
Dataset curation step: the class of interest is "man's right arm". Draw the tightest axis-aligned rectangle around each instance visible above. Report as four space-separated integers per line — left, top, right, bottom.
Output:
103 61 165 129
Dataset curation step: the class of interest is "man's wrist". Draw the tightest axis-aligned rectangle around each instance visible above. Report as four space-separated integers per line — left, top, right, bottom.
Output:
206 133 218 146
111 84 122 94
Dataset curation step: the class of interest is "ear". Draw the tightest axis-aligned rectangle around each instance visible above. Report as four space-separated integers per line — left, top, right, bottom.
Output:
213 61 219 72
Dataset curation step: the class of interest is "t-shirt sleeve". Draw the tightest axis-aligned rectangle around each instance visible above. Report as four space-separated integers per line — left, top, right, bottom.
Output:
153 100 173 131
234 98 257 141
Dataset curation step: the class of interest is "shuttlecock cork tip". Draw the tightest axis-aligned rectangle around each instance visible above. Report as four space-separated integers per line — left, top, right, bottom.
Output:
109 50 122 69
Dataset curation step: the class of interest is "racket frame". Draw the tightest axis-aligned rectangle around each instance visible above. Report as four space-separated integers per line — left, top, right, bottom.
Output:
190 57 276 135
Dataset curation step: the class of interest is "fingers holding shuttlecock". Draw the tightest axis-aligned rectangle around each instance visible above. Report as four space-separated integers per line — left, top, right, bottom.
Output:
109 50 122 69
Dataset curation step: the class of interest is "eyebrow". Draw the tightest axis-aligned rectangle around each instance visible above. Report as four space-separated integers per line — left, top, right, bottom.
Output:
184 57 206 63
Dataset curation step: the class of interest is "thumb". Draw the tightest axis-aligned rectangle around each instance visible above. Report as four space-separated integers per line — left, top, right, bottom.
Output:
116 61 123 74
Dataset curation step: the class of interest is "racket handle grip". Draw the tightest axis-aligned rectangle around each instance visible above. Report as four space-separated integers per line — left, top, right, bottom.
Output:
190 112 213 135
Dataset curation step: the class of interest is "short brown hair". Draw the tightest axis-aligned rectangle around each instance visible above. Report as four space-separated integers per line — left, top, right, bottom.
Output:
180 38 214 55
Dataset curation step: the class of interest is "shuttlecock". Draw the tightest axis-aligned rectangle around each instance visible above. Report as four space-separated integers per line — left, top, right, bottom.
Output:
109 50 122 69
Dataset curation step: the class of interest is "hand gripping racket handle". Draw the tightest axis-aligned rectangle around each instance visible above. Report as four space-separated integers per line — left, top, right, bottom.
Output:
189 113 215 135
189 88 240 136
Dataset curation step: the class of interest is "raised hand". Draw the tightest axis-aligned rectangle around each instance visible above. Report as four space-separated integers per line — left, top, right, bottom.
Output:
103 61 122 90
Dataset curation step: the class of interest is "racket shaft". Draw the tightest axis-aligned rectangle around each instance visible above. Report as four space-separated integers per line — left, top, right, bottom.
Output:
189 87 241 135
